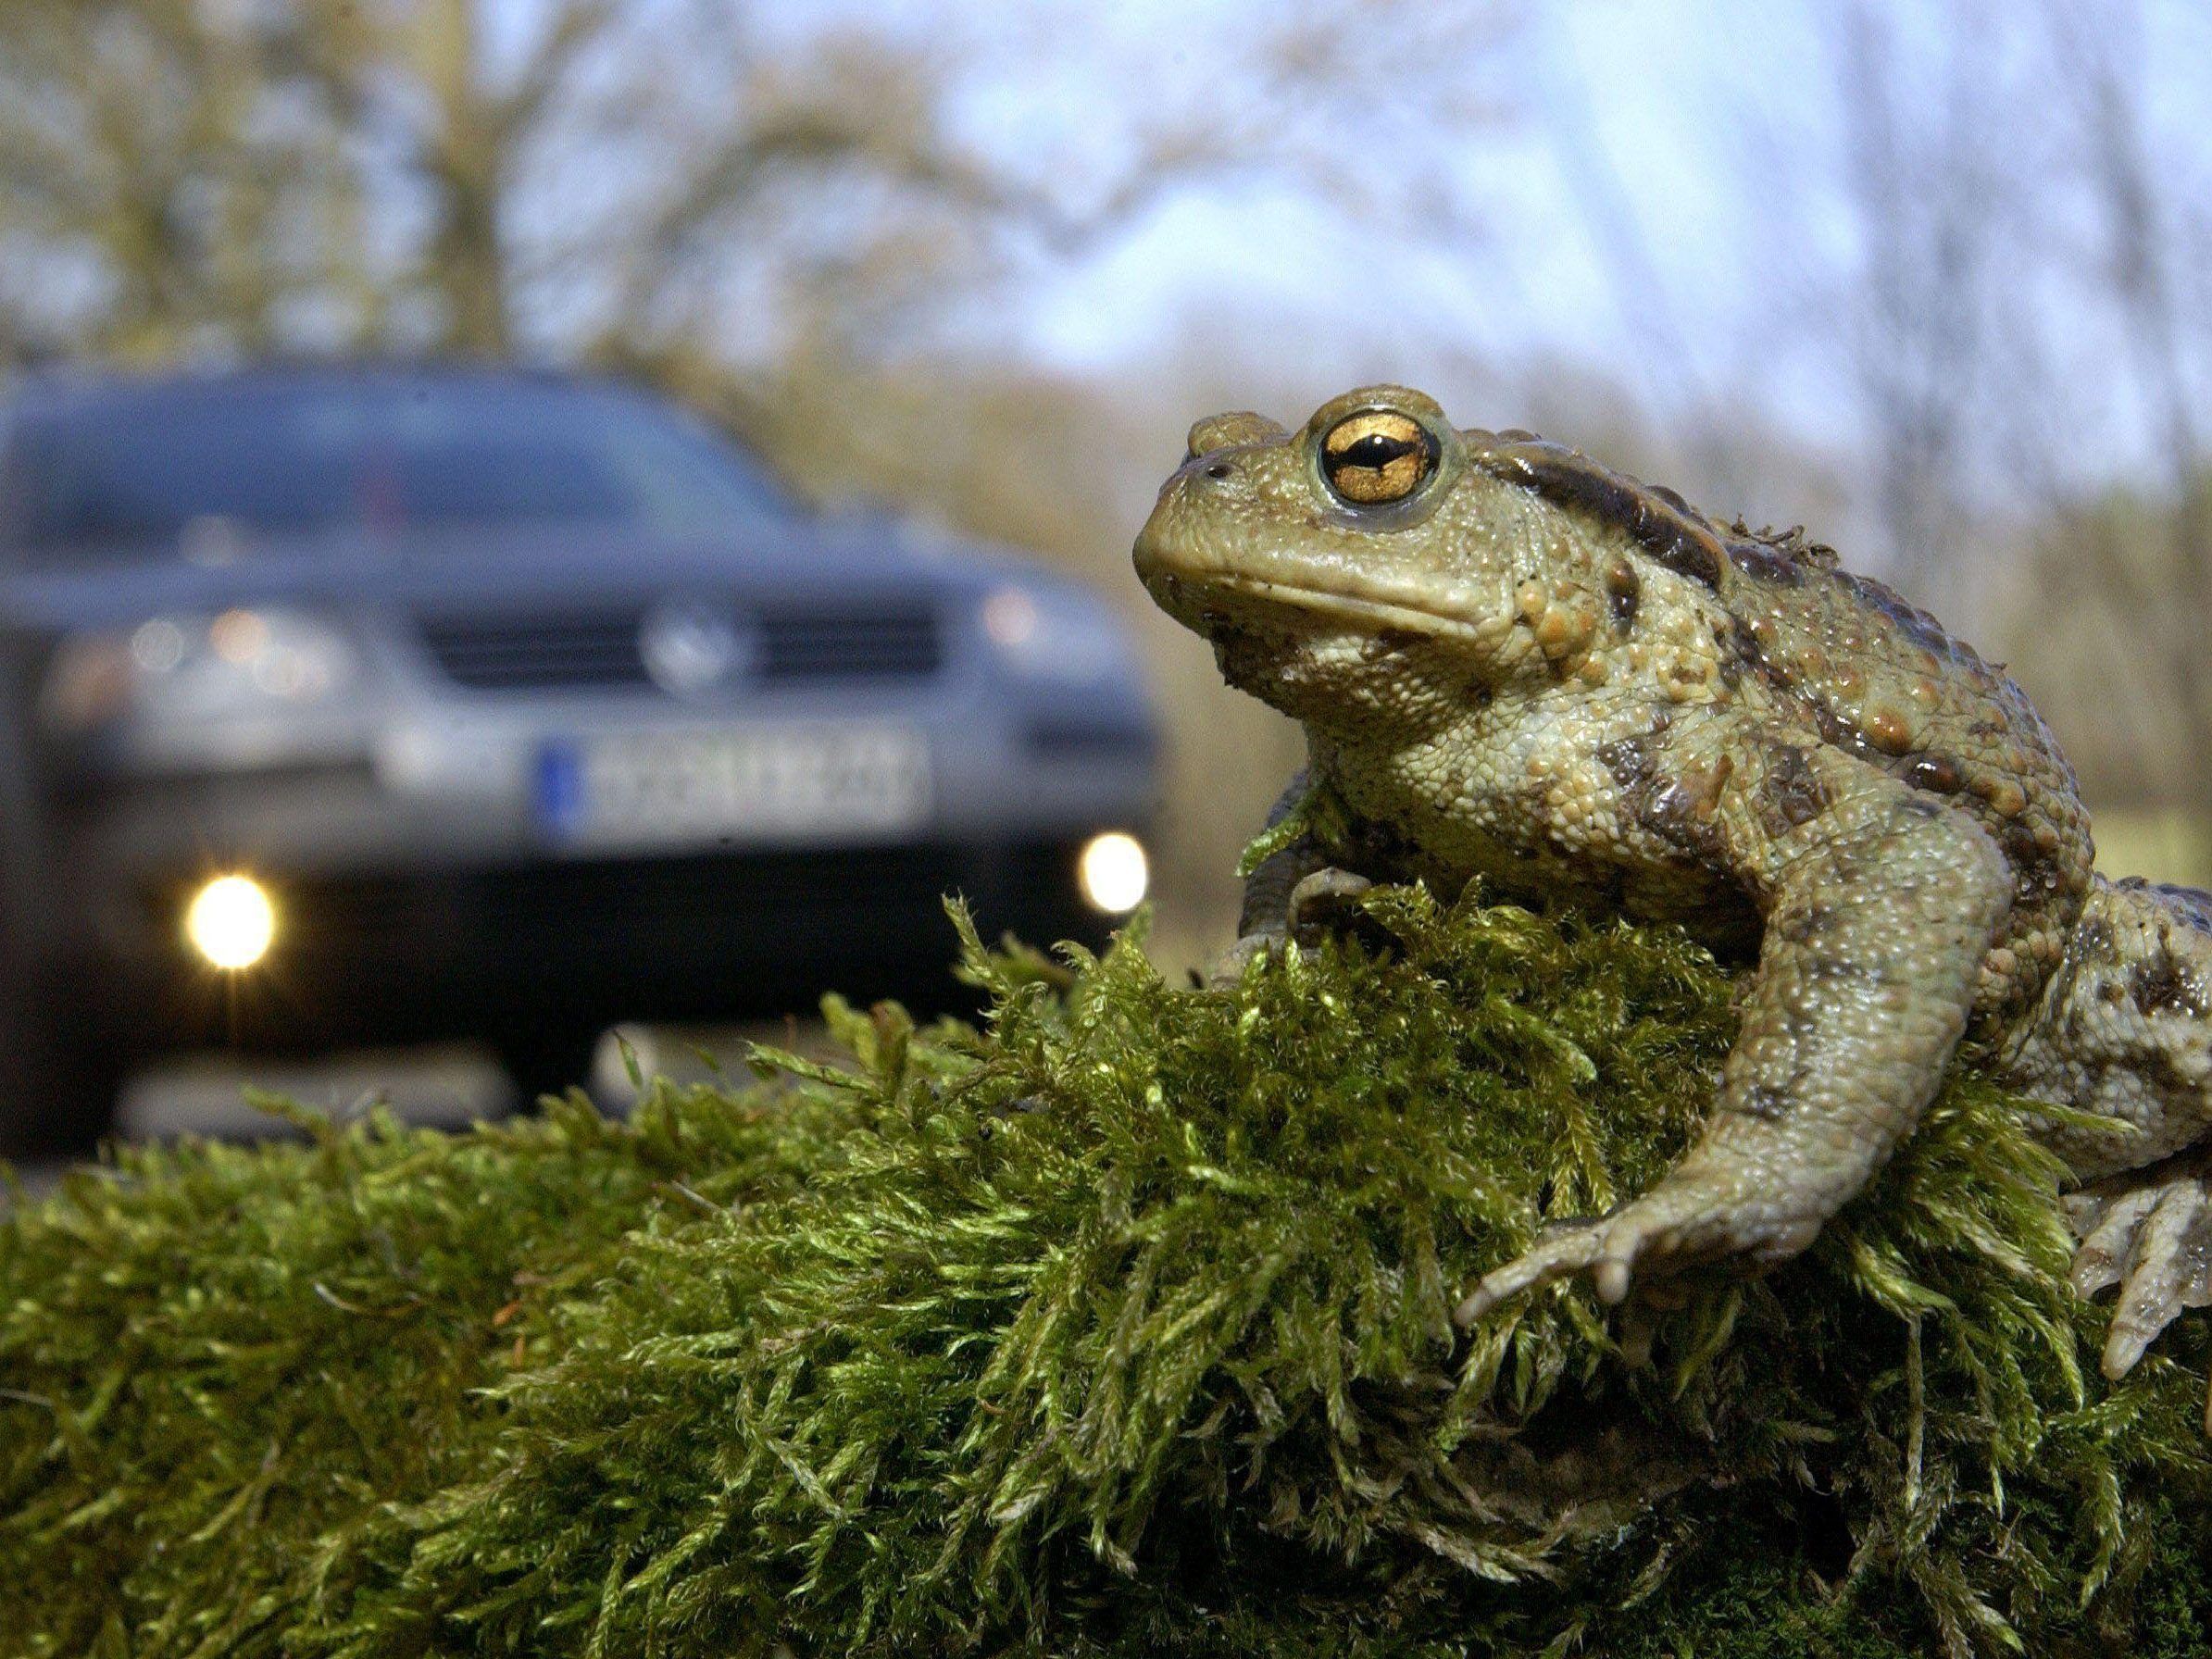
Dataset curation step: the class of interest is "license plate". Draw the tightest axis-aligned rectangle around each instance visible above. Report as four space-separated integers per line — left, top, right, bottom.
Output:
535 724 931 847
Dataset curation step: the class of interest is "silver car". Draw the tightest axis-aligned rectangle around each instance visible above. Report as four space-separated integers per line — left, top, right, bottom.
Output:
0 366 1159 1147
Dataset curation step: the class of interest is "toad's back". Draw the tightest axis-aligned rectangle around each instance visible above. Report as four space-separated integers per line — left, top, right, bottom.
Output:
1476 434 2094 1034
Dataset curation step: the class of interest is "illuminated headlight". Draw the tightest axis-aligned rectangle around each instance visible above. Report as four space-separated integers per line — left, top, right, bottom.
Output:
42 606 356 733
185 874 277 970
981 584 1134 684
1077 831 1149 915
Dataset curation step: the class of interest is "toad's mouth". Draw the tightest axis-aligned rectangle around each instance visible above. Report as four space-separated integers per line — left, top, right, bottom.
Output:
1147 570 1485 645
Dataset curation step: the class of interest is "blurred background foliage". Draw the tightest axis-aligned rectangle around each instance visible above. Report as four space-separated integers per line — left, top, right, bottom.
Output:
1 0 2207 945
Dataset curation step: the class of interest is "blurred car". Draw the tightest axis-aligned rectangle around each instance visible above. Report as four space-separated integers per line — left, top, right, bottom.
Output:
0 365 1160 1147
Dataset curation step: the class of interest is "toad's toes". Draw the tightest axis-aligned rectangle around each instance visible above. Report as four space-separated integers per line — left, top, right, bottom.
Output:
1454 1167 1821 1328
2067 1154 2212 1412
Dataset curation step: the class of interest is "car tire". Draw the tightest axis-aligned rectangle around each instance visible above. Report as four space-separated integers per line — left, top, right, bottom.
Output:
0 989 125 1160
490 1019 607 1115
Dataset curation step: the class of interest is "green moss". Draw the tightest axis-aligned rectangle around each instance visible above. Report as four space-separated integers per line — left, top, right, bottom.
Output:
4 886 2209 1656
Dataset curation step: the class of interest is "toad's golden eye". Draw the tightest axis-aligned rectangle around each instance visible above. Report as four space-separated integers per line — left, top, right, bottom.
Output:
1319 410 1439 505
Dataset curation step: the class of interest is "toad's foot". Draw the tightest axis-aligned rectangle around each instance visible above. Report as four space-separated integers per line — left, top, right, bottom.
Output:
1286 867 1376 945
1203 867 1378 989
2066 1152 2212 1402
1454 1161 1820 1327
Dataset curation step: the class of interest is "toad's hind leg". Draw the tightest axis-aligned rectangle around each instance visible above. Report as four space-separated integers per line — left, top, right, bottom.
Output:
2067 1151 2212 1403
2006 877 2212 1403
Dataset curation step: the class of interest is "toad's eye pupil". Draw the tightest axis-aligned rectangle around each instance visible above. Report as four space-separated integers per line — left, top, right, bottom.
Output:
1341 434 1414 468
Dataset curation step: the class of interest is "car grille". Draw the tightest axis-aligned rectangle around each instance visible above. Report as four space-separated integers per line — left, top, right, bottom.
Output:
419 613 644 691
419 601 944 692
758 604 942 680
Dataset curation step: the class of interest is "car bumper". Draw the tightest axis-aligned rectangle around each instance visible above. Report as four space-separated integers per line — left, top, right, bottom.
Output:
44 694 1156 1054
61 838 1118 1056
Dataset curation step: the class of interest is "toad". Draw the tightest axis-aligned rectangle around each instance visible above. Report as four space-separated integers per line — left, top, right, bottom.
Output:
1134 385 2212 1391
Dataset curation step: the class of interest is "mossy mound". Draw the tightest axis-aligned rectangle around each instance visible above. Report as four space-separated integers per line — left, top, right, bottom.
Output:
6 888 2212 1657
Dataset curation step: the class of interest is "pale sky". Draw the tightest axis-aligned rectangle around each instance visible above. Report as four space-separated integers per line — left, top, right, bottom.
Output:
496 0 2210 509
921 0 2210 483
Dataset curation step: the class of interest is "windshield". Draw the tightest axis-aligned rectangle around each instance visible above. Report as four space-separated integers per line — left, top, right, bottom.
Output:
0 375 793 560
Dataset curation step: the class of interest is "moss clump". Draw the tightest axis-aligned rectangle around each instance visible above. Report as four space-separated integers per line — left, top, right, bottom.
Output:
4 886 2210 1657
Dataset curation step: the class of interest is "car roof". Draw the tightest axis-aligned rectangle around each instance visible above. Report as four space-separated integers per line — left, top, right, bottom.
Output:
4 361 634 423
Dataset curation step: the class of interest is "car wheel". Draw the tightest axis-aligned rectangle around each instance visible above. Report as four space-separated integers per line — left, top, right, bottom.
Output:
0 995 127 1160
490 1019 607 1115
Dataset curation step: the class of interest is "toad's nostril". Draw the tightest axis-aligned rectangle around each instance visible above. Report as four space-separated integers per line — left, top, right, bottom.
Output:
1205 462 1231 480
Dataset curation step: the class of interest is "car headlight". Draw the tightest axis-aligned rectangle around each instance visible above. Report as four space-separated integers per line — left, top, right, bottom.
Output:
1077 831 1149 914
980 584 1135 684
184 873 278 969
41 607 357 733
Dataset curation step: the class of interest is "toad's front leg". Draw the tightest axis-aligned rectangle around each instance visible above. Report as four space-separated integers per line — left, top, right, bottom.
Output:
1206 768 1379 986
1457 751 2013 1325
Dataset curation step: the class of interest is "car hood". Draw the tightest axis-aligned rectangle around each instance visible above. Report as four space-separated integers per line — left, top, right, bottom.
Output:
0 515 1032 633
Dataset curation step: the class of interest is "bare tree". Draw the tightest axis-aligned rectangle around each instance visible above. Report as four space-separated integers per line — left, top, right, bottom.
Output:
2022 0 2212 817
0 0 360 361
1821 0 2038 612
0 0 1517 371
